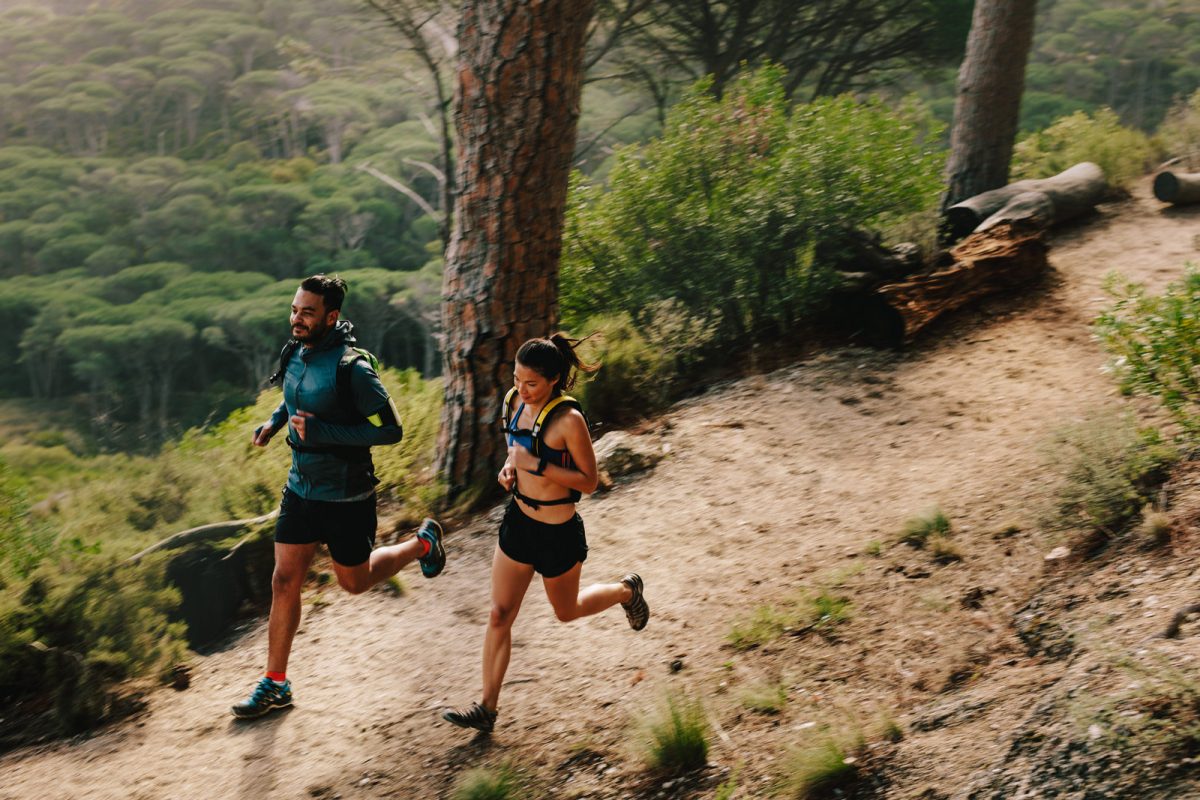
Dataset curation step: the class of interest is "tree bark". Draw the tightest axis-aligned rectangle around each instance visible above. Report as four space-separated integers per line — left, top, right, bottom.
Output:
1153 171 1200 205
436 0 596 504
875 223 1049 341
941 0 1038 212
946 162 1107 239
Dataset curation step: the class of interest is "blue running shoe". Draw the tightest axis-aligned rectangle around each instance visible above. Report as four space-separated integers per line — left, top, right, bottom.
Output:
231 676 292 719
416 518 446 578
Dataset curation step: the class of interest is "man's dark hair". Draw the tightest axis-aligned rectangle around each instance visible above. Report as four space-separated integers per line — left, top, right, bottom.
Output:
300 274 348 312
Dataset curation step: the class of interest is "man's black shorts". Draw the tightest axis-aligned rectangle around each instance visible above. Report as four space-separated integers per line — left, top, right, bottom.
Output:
274 488 377 567
498 500 588 578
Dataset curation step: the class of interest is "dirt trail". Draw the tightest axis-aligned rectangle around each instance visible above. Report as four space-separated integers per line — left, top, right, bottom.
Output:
2 179 1199 800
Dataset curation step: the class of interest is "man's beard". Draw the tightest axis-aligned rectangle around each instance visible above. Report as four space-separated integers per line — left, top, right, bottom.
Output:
294 318 330 343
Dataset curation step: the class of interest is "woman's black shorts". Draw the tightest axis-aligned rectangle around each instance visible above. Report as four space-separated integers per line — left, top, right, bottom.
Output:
274 487 377 567
498 500 588 578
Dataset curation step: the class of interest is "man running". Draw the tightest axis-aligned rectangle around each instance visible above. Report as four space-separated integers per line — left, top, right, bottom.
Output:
231 274 446 719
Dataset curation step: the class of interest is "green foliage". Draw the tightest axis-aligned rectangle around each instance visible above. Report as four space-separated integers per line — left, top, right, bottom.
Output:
740 680 788 714
451 763 529 800
0 553 187 734
810 592 852 630
1012 108 1158 189
643 696 710 772
571 301 718 425
898 508 951 547
1097 270 1200 431
1159 89 1200 170
781 737 862 799
562 66 943 346
1043 412 1177 542
451 763 530 800
728 605 793 651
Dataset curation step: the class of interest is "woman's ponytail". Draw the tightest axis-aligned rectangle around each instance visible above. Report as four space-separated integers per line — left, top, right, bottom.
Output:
517 332 600 394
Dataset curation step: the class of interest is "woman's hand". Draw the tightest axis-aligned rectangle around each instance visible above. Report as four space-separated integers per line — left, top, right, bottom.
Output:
498 462 517 491
508 444 540 474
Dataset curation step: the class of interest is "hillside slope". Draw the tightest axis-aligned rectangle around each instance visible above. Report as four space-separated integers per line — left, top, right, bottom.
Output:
2 177 1199 800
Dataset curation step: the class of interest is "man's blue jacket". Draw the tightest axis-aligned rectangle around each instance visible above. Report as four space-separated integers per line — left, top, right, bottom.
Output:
267 320 402 500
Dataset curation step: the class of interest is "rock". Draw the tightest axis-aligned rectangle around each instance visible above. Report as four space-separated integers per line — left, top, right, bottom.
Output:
593 432 664 478
1044 546 1071 562
669 659 684 673
1013 598 1074 661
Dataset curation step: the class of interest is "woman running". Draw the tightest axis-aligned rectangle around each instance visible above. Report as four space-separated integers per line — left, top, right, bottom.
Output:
442 334 649 734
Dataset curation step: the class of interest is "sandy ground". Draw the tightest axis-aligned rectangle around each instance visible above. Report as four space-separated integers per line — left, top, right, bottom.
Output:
2 177 1199 800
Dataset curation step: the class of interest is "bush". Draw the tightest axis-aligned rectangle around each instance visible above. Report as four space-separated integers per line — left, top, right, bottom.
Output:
1097 269 1200 432
451 763 528 800
573 301 718 425
561 65 943 346
643 695 710 772
898 508 951 547
1159 89 1200 170
1012 108 1158 190
729 605 793 650
1044 412 1177 544
781 737 862 798
0 554 186 734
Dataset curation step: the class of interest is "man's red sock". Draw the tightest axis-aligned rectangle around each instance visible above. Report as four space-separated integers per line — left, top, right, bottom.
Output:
266 671 286 683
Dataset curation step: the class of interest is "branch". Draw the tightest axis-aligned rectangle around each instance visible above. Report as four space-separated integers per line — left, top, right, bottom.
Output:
356 161 442 219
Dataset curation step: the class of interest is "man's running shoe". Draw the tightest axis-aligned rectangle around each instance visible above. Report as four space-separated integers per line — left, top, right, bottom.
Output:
416 518 446 578
443 701 497 733
621 573 650 631
231 676 292 719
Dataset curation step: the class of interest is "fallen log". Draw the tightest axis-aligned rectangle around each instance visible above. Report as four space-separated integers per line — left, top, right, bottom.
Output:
944 162 1106 241
875 222 1049 340
1153 171 1200 205
127 510 278 563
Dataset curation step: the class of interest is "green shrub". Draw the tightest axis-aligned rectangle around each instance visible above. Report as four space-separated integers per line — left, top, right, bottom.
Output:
1159 89 1200 171
741 680 788 714
573 301 718 425
451 763 527 800
781 737 862 798
643 695 710 772
729 605 794 650
1044 412 1177 542
898 508 951 547
0 554 187 734
810 591 852 629
1097 269 1200 432
561 65 943 345
1012 108 1157 190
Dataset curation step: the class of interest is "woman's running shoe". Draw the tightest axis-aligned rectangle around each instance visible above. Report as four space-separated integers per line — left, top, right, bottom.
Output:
231 676 292 719
442 702 498 733
416 518 446 578
621 573 650 631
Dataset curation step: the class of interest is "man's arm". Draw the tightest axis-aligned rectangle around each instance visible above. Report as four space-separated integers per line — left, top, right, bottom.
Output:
300 360 403 447
253 400 289 447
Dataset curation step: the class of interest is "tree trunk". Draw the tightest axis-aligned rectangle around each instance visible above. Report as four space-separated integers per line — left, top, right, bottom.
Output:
875 223 1049 341
436 0 596 504
941 0 1038 212
946 162 1107 239
1153 171 1200 206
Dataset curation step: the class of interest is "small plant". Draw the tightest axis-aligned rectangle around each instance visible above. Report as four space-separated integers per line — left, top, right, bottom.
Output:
451 763 527 800
928 536 963 564
809 592 852 630
728 605 793 650
1042 411 1177 546
643 695 710 772
878 713 904 743
898 508 951 547
1138 508 1174 549
781 737 862 798
714 767 741 800
863 540 883 557
740 680 788 714
378 575 407 596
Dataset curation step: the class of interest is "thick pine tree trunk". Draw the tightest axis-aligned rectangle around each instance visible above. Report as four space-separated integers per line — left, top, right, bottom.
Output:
436 0 596 503
941 0 1038 212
